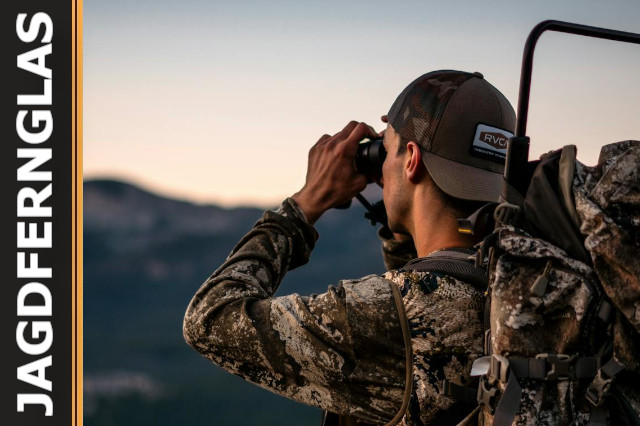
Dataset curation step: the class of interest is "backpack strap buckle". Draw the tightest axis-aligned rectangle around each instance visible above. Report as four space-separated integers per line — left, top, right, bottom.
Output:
585 369 613 407
490 354 511 382
484 354 526 424
476 354 510 413
477 376 498 413
535 353 576 380
586 357 625 407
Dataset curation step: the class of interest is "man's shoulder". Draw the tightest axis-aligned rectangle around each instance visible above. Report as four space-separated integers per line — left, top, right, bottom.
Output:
338 274 397 305
330 274 406 347
336 270 455 303
382 263 486 302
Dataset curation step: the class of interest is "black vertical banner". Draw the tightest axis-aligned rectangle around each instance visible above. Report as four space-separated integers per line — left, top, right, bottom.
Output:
0 1 82 426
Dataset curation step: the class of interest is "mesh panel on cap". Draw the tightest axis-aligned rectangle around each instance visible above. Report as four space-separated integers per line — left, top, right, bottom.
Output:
387 71 474 151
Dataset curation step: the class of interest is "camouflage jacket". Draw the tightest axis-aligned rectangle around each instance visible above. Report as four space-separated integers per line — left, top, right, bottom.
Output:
183 198 485 425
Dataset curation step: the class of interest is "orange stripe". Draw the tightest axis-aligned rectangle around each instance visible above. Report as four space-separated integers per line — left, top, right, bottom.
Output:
72 0 84 424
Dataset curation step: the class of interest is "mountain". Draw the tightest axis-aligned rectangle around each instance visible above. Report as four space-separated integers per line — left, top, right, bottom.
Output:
83 179 387 426
84 179 263 236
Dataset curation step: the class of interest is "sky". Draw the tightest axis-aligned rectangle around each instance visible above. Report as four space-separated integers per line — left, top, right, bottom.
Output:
83 0 640 208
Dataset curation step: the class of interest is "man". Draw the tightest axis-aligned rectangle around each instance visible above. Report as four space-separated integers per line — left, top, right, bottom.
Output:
183 70 516 424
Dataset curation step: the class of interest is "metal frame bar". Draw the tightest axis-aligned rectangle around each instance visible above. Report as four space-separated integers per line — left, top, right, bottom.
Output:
516 20 640 137
504 20 640 197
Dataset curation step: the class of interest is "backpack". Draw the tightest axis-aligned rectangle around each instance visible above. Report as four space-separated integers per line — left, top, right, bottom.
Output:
472 141 640 425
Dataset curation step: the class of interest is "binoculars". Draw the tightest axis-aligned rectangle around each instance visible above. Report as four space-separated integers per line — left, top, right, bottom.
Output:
355 138 386 179
336 138 388 227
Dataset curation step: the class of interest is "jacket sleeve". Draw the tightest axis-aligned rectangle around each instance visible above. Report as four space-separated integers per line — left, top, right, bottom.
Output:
183 198 407 424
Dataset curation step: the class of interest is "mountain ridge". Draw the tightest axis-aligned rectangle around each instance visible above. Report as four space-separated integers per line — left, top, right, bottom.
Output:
84 178 265 234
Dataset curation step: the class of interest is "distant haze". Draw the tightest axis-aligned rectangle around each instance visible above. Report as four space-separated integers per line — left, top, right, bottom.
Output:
84 0 640 207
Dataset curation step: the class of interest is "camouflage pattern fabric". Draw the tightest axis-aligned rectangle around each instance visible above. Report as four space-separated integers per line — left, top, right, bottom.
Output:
378 226 417 271
385 268 484 425
183 198 485 425
481 225 604 425
574 140 640 372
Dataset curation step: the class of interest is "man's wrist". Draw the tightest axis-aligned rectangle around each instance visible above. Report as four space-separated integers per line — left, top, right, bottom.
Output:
279 197 309 223
291 191 324 225
268 197 319 268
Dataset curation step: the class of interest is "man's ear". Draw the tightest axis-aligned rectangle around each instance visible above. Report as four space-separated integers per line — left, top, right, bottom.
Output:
405 141 424 183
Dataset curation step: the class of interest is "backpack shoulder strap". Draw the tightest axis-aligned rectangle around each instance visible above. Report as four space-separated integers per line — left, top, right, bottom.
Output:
402 249 488 291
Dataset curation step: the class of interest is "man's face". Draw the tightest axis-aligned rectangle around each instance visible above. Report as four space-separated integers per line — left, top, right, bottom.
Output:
380 120 411 235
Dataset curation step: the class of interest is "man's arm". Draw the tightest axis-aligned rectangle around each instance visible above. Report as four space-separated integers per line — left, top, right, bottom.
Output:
183 198 407 423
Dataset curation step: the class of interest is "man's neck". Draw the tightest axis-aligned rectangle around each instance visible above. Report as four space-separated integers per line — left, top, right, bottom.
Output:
409 191 477 258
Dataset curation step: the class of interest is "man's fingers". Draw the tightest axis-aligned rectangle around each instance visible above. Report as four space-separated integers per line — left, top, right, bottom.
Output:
317 134 331 144
330 121 378 145
318 121 378 158
345 122 377 147
335 120 360 140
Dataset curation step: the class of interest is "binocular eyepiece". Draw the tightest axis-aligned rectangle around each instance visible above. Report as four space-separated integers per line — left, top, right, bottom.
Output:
355 138 386 179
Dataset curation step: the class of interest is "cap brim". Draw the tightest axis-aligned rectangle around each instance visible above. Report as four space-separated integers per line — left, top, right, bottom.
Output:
422 152 502 202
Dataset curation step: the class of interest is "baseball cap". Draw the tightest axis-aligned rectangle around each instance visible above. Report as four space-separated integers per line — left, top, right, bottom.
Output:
387 70 515 202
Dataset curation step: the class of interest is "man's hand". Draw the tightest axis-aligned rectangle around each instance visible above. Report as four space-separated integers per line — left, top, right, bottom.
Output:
293 121 378 225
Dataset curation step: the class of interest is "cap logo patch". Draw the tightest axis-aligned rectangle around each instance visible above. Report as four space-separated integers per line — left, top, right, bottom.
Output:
470 123 513 163
479 131 508 149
